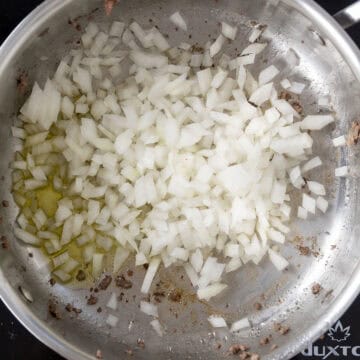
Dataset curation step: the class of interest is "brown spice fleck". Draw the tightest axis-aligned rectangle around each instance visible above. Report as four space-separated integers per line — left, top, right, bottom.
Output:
143 263 149 270
104 0 117 16
190 44 205 53
65 303 82 314
312 283 322 295
28 252 33 258
153 291 165 303
228 344 249 355
97 307 102 313
279 91 292 101
254 302 262 311
98 275 112 290
115 275 132 289
348 120 360 145
48 299 61 319
49 278 56 286
137 338 145 348
298 245 310 256
274 323 290 335
239 352 251 360
2 200 9 208
87 294 98 305
1 235 8 249
260 337 270 345
292 101 303 114
125 349 133 356
127 269 134 277
16 72 28 94
279 325 290 335
168 289 182 302
76 269 86 281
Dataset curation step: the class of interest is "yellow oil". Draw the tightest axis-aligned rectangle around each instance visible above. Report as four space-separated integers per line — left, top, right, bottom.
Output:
36 185 62 217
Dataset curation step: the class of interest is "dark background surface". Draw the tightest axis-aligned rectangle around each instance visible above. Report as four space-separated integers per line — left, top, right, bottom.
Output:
0 1 360 359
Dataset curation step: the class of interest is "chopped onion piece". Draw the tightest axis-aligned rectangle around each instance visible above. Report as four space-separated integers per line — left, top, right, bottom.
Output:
280 78 291 89
184 263 199 286
307 181 326 196
92 253 104 278
258 65 279 85
241 43 267 56
210 35 225 58
106 314 119 327
248 27 262 43
197 283 227 300
302 157 322 173
14 228 40 245
332 135 346 147
300 115 334 130
297 206 308 219
230 317 250 332
141 257 160 293
221 22 237 40
268 248 289 271
302 194 316 214
169 11 187 31
140 301 159 317
113 247 130 273
335 166 348 177
289 81 306 94
316 197 329 213
106 292 118 310
208 315 227 328
150 319 164 337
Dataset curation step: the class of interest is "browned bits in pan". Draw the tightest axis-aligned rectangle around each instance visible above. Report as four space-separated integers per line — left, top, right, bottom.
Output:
98 275 112 290
75 269 86 281
348 120 360 145
312 282 322 295
254 302 262 311
115 275 133 289
48 299 61 319
87 294 98 305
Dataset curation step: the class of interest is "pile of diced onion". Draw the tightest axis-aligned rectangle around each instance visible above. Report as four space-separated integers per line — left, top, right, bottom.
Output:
12 11 345 315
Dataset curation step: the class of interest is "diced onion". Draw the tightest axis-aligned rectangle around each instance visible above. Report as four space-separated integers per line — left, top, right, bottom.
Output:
221 22 237 40
169 12 187 31
150 319 164 337
268 248 289 271
106 314 119 327
230 317 250 332
140 301 159 317
208 315 227 328
332 135 346 147
106 292 118 310
335 166 348 177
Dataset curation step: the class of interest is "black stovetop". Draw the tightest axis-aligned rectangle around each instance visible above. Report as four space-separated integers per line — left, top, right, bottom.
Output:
0 1 360 359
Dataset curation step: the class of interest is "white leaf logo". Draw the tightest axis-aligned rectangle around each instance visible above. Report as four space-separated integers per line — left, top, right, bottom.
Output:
328 320 351 342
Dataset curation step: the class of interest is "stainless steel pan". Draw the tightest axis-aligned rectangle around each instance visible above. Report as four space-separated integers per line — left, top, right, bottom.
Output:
1 1 360 359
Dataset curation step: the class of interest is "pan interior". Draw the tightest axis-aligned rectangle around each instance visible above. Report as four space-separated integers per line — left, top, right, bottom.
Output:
0 1 360 359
